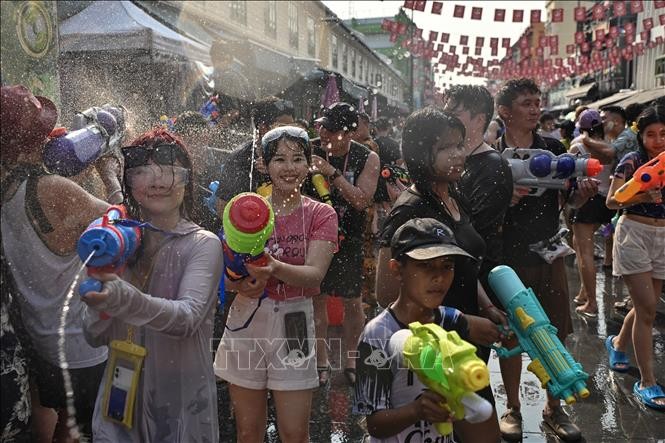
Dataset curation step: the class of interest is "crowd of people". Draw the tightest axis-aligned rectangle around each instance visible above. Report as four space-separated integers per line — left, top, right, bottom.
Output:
1 74 663 443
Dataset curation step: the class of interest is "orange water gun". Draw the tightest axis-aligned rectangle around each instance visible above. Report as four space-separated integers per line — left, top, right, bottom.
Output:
614 151 665 203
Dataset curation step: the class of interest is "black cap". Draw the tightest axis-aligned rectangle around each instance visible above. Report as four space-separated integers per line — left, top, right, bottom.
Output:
315 102 359 132
390 218 474 261
556 120 575 131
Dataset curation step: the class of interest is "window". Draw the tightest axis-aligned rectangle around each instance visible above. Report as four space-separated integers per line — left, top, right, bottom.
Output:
364 59 369 83
288 1 299 49
230 1 246 25
359 55 364 82
265 1 277 37
331 35 338 69
350 48 356 78
342 43 348 73
307 16 316 57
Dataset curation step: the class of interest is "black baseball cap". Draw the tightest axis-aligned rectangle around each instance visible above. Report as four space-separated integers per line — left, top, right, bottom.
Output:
390 218 474 261
315 102 359 132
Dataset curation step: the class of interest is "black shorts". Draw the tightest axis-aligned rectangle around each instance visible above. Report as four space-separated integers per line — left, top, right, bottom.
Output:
321 238 364 298
32 353 106 434
569 194 615 225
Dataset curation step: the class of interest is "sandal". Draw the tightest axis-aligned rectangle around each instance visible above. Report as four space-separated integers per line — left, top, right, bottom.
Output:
633 382 665 410
343 367 356 386
573 296 586 306
317 366 331 387
605 335 629 373
575 306 597 318
614 297 632 312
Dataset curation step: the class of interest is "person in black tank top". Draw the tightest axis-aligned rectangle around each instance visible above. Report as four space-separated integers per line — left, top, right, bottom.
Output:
308 103 380 386
376 107 505 443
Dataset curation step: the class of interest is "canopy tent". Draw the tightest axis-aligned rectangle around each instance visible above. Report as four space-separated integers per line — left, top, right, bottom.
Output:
615 87 665 108
584 89 640 110
565 82 597 101
59 0 210 64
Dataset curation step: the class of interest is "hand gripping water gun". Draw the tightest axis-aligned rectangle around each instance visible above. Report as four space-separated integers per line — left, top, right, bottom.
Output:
613 151 665 203
77 205 141 297
43 105 127 177
311 173 333 205
388 322 493 436
221 193 275 282
488 265 590 404
502 148 603 196
200 94 221 125
381 164 411 185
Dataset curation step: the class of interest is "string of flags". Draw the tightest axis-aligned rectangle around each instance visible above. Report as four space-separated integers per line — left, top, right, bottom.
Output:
382 0 665 87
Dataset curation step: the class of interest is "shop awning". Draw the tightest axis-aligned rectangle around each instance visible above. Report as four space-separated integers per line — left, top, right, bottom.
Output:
614 87 665 108
59 1 210 63
584 89 640 109
565 83 597 100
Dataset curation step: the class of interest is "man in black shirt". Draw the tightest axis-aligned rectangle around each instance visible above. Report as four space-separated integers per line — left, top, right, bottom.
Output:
214 97 295 214
373 117 403 204
494 79 596 442
310 102 379 385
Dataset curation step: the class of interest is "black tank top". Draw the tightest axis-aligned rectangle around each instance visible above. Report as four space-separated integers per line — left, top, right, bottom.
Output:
313 140 371 242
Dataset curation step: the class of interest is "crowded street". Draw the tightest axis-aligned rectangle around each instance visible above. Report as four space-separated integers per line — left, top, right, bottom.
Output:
214 253 665 442
1 1 664 442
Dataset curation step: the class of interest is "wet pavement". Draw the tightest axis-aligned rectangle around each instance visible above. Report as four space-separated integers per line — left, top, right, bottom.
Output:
216 253 665 442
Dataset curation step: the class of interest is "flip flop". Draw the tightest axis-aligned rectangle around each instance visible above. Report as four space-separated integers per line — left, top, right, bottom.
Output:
573 296 586 305
633 382 665 410
605 335 629 373
576 306 597 318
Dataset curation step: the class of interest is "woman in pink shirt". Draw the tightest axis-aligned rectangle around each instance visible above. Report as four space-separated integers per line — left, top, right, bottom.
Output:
214 126 338 442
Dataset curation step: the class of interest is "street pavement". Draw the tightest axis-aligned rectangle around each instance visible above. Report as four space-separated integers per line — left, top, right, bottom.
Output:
216 255 665 442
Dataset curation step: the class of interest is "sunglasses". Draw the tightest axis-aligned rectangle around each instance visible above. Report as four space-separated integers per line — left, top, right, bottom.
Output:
121 143 189 169
261 126 309 152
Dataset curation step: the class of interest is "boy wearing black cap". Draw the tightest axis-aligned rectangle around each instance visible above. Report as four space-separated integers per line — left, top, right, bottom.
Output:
354 218 500 442
310 102 380 385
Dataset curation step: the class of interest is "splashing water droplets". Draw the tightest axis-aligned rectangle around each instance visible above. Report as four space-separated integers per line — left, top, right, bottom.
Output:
57 249 96 441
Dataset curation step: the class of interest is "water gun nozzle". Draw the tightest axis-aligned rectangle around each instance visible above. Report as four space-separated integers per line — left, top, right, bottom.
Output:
586 158 603 177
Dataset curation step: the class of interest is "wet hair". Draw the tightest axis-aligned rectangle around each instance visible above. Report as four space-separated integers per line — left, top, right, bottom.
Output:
444 85 495 133
262 133 311 167
635 105 665 154
250 96 295 129
625 103 645 126
375 117 392 131
401 107 465 195
600 105 627 123
582 123 605 140
173 111 209 137
122 127 195 220
495 78 540 109
539 112 555 124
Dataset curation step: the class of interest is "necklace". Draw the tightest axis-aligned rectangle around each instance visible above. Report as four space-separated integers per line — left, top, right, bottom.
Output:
468 141 486 157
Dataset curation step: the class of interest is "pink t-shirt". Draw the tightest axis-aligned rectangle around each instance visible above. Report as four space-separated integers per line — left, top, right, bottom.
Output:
265 196 338 301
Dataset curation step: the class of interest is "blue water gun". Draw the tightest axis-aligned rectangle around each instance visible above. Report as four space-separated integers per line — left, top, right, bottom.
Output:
200 95 221 126
77 205 141 298
488 265 590 404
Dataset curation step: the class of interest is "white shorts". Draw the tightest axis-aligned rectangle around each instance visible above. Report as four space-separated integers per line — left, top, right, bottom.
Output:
613 216 665 279
214 295 318 391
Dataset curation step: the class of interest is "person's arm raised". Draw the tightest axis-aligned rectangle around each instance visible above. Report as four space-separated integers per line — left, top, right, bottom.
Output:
38 175 110 255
